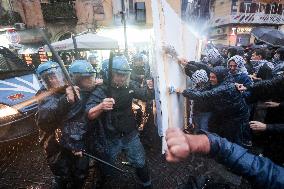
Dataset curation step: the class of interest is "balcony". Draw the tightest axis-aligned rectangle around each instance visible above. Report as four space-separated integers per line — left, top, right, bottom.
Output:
41 2 77 22
210 13 284 27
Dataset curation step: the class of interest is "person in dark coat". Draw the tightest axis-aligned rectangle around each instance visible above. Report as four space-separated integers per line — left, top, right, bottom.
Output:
190 69 212 131
227 55 253 87
250 48 274 81
86 56 154 188
165 128 284 189
36 60 96 188
177 60 213 132
183 66 251 147
238 74 284 103
227 46 245 58
272 47 284 76
236 74 284 164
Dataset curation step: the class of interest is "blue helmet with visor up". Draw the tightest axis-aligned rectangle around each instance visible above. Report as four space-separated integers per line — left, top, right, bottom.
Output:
112 56 132 74
69 60 96 76
69 60 97 90
36 61 66 90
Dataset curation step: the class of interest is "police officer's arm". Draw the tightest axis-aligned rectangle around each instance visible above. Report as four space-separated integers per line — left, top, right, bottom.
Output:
36 86 80 133
36 95 70 133
87 98 115 120
166 128 284 189
86 87 115 120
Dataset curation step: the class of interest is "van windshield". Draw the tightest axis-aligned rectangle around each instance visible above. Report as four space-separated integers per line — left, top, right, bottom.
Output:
0 47 34 79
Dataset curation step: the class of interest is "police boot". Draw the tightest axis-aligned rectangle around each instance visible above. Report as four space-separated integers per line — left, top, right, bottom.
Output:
136 165 152 189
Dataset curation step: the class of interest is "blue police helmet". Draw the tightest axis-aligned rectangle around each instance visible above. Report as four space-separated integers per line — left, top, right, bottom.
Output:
36 61 60 76
112 56 132 74
69 60 96 76
132 53 148 63
101 59 109 72
88 54 98 60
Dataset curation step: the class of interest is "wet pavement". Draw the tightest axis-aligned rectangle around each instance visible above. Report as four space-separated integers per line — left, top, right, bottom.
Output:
0 119 252 189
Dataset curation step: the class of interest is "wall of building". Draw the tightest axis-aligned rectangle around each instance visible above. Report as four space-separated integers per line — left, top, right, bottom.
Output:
212 0 231 18
98 0 180 28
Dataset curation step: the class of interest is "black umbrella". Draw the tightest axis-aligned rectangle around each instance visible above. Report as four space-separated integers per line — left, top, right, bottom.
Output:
251 27 284 47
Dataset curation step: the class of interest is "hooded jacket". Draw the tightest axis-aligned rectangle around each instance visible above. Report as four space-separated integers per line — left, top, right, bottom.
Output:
183 74 250 144
210 66 228 84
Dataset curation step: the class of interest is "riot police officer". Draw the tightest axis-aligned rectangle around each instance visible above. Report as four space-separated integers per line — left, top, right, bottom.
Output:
86 56 154 188
131 53 150 85
36 60 97 189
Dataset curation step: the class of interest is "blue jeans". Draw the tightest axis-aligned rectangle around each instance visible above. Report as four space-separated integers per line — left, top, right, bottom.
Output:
107 133 146 168
193 112 212 131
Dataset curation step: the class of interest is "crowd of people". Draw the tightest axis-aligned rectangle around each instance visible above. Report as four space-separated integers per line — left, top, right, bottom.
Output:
35 53 153 189
34 44 284 189
167 44 284 188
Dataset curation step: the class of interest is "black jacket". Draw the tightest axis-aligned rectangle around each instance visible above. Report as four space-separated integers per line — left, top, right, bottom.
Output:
86 82 154 138
246 75 284 103
266 123 284 134
184 61 211 78
183 82 249 122
183 82 250 144
36 89 91 151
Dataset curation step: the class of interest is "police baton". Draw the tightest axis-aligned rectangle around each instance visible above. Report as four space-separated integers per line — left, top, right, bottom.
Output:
108 51 114 97
39 28 79 100
82 152 127 173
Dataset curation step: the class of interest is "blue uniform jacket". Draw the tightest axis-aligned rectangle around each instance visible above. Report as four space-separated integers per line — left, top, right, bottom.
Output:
207 132 284 189
36 89 91 151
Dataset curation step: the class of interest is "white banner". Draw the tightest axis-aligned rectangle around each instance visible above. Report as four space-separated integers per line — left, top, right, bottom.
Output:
151 0 201 153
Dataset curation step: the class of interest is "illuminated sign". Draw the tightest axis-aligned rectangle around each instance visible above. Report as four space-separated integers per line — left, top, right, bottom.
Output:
38 47 48 63
237 27 252 34
230 27 237 36
24 54 33 65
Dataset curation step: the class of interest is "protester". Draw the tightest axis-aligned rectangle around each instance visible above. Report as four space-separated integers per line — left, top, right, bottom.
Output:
250 48 274 81
165 128 284 189
181 64 251 146
227 55 252 87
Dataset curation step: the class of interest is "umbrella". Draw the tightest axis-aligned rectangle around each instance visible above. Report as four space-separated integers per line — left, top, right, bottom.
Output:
45 33 119 51
251 27 284 47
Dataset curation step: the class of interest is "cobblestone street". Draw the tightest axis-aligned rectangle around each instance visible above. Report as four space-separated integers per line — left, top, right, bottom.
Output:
0 118 252 189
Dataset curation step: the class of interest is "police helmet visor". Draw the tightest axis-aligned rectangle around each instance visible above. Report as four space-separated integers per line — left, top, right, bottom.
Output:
112 72 130 88
72 74 96 90
41 68 66 90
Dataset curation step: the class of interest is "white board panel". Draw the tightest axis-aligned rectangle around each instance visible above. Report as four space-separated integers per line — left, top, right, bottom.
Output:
151 0 201 153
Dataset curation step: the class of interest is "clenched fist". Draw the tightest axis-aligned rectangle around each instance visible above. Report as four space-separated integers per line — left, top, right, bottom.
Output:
165 128 210 163
100 98 115 111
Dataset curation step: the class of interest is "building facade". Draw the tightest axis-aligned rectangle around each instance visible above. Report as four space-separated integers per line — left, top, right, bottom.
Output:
209 0 284 46
1 0 181 45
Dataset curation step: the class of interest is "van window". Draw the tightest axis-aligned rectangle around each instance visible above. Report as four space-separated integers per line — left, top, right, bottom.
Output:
0 47 34 79
0 54 10 72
